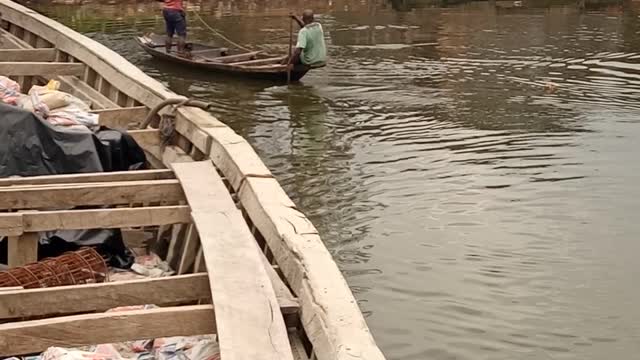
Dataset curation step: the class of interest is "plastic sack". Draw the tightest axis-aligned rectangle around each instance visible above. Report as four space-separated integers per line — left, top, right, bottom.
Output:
29 91 51 118
130 253 174 278
24 88 97 127
17 93 49 118
28 88 91 112
48 108 99 127
41 346 128 360
153 336 220 360
27 83 96 127
29 85 90 111
0 76 20 105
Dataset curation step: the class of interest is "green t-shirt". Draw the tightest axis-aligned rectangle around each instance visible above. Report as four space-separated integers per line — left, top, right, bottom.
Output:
296 23 327 66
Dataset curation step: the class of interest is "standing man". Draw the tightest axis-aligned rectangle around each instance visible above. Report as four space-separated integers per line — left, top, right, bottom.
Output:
288 10 327 68
156 0 187 55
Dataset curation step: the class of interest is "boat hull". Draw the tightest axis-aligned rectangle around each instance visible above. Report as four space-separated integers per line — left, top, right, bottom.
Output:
136 36 311 82
0 1 384 359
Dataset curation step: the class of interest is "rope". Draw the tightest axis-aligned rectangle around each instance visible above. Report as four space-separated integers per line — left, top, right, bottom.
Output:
189 9 254 52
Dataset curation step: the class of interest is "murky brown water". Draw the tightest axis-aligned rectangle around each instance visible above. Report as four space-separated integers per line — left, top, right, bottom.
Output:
23 0 640 358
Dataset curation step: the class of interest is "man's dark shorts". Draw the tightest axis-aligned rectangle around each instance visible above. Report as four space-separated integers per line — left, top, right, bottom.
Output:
163 8 187 37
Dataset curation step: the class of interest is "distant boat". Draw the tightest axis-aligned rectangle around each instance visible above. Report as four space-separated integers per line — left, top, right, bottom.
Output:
136 34 323 82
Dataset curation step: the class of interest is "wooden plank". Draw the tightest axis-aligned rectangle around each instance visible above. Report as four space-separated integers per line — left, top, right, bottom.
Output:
93 106 148 128
165 223 185 265
144 148 166 170
290 332 311 360
0 48 56 61
0 180 184 210
0 205 190 237
21 205 191 232
0 31 103 113
194 247 206 272
230 56 286 66
209 51 261 63
0 28 29 49
238 177 387 360
0 213 23 237
0 62 85 76
7 232 38 267
0 2 181 111
129 129 162 159
172 161 293 360
163 145 194 167
0 273 211 319
177 223 199 274
236 64 286 70
57 75 118 109
258 250 299 315
0 169 174 187
0 287 24 292
0 305 215 356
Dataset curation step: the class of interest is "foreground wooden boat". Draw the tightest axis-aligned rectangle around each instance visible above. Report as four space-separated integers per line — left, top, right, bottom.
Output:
136 34 318 82
0 1 385 359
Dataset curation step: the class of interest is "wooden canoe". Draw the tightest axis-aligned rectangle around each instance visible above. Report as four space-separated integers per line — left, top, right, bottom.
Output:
0 1 385 360
136 34 319 82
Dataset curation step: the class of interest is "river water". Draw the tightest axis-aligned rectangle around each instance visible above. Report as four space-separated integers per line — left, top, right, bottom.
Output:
23 0 640 358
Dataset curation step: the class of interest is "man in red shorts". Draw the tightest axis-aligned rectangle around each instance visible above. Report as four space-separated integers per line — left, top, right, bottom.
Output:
156 0 187 55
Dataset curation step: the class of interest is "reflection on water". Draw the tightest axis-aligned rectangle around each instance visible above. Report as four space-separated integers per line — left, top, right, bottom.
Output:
24 0 640 358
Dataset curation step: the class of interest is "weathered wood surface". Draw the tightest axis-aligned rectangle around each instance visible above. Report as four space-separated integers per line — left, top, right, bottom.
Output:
0 180 184 210
239 177 387 360
0 2 182 110
259 250 299 315
163 145 193 166
0 169 174 187
0 31 111 109
129 129 162 160
0 213 22 237
7 232 37 267
23 205 190 232
209 51 261 63
0 274 211 319
177 223 199 274
57 74 118 109
0 62 85 76
93 106 148 128
230 56 286 66
172 161 294 360
0 305 216 356
0 48 55 61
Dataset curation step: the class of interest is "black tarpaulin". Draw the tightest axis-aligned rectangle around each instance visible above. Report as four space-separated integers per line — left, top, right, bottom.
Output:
0 103 104 177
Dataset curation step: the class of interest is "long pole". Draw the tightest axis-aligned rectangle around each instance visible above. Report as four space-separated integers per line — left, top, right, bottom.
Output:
287 16 293 84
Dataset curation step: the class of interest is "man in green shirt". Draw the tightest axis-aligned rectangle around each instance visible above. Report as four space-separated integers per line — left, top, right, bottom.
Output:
288 10 327 68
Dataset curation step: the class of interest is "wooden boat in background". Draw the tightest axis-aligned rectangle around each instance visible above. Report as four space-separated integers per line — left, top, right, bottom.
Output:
136 34 318 82
0 1 385 359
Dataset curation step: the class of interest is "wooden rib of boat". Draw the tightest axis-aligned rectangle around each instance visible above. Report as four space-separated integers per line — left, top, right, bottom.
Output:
0 1 385 360
136 34 319 82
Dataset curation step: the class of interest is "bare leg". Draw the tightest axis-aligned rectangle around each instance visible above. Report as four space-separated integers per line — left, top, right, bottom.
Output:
165 35 173 53
177 35 186 55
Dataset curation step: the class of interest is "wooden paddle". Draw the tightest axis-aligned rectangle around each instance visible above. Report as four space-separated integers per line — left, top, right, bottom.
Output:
287 16 293 84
